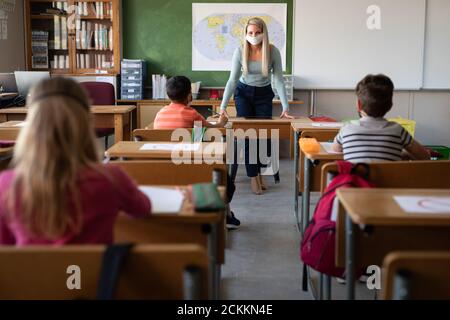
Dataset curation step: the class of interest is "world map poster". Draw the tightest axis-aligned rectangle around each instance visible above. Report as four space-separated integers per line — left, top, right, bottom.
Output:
192 3 287 71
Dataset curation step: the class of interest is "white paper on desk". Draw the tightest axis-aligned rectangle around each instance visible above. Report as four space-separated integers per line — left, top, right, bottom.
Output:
311 122 344 128
394 196 450 214
138 186 184 214
139 143 201 152
13 122 25 127
321 142 341 154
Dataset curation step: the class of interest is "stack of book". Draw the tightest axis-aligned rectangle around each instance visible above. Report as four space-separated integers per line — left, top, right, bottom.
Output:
75 22 113 51
31 31 49 69
75 1 113 18
152 75 168 100
76 53 113 70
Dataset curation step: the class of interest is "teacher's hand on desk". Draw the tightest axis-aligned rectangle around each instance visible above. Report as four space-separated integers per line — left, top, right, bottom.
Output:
280 111 294 119
219 109 229 118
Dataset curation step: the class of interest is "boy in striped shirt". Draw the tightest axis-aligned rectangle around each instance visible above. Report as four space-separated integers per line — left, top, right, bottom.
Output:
332 74 429 162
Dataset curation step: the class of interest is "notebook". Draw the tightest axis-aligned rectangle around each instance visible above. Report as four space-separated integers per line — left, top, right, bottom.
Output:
139 143 200 152
138 186 184 214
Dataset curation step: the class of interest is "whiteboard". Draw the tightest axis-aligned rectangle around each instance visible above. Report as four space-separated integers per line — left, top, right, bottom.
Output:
293 0 426 90
422 0 450 89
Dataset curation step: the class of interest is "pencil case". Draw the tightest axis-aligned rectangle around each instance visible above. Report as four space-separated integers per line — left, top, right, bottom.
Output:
299 138 320 154
191 183 225 212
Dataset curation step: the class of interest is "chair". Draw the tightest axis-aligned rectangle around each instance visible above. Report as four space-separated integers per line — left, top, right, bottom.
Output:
0 244 209 299
80 81 116 149
382 251 450 300
113 160 227 186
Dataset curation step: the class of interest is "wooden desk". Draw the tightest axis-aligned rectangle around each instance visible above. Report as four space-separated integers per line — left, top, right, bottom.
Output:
292 122 341 225
0 121 22 141
115 185 226 300
222 117 313 160
117 99 304 128
0 105 136 143
299 144 343 233
105 141 226 161
337 188 450 300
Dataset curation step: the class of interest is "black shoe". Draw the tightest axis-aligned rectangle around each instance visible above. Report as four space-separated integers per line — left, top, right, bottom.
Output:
226 211 241 230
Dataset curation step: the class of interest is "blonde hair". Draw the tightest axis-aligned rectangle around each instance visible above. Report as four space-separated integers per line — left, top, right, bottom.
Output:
7 77 101 239
242 17 271 77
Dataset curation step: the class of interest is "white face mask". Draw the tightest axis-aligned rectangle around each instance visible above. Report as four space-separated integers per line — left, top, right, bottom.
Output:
246 34 263 46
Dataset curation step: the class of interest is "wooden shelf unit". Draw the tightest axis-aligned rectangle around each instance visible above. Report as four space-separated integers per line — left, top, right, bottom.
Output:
25 0 121 75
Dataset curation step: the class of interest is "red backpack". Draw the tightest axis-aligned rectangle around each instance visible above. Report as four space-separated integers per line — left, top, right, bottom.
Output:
300 161 374 280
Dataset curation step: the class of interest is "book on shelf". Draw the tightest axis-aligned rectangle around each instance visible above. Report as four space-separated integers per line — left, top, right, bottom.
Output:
53 15 61 50
61 16 67 50
32 31 49 69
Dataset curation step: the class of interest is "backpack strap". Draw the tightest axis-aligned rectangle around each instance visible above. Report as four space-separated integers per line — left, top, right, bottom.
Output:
96 243 134 300
336 161 353 175
351 163 371 181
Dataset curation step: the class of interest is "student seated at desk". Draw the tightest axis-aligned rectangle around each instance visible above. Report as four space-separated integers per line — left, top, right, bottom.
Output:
332 74 429 162
153 75 228 129
0 78 151 245
153 76 240 230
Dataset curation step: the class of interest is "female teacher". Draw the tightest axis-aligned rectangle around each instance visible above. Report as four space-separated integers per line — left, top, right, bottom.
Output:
220 17 293 195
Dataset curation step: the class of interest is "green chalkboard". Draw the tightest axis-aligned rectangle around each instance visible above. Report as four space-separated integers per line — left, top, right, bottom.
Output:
122 0 293 88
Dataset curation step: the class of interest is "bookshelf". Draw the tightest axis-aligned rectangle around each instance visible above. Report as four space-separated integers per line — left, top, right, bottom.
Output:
25 0 121 75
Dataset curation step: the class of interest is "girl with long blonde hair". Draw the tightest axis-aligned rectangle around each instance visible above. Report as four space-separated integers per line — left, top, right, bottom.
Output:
220 17 293 195
0 77 151 244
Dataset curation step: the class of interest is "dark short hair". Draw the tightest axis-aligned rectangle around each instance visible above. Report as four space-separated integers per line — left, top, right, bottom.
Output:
356 74 394 117
166 76 191 102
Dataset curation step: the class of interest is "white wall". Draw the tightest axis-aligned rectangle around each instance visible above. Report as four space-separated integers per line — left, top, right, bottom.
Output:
290 90 450 147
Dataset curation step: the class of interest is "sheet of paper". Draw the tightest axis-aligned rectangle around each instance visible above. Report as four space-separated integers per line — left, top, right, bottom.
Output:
394 196 450 214
321 142 341 154
139 143 200 152
311 122 344 128
13 122 25 127
138 186 184 214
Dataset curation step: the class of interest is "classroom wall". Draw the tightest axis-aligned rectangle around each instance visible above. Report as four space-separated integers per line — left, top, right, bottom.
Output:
288 90 450 147
0 0 25 72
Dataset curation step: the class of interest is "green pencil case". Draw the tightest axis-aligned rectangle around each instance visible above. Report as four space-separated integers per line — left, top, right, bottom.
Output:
191 183 225 212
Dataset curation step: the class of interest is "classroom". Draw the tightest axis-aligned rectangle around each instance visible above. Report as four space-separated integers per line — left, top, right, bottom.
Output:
0 0 450 306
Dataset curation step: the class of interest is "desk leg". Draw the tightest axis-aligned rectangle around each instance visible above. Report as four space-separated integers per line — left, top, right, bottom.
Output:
114 114 124 143
302 158 311 235
294 131 301 232
208 223 219 300
346 213 356 300
323 275 331 300
229 138 238 182
122 113 132 141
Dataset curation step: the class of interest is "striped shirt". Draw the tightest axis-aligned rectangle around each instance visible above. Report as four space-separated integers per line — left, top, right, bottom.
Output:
153 102 209 129
335 117 413 163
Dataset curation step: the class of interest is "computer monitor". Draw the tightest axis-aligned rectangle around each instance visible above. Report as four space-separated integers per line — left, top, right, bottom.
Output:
14 71 50 99
0 73 18 94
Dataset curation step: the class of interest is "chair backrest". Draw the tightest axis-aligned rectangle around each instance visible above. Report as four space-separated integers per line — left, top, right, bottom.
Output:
321 160 450 192
0 244 208 300
80 81 115 105
133 128 226 142
113 160 227 186
382 251 450 300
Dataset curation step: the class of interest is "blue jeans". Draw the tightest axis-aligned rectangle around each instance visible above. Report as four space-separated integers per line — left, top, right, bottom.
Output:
234 81 274 178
